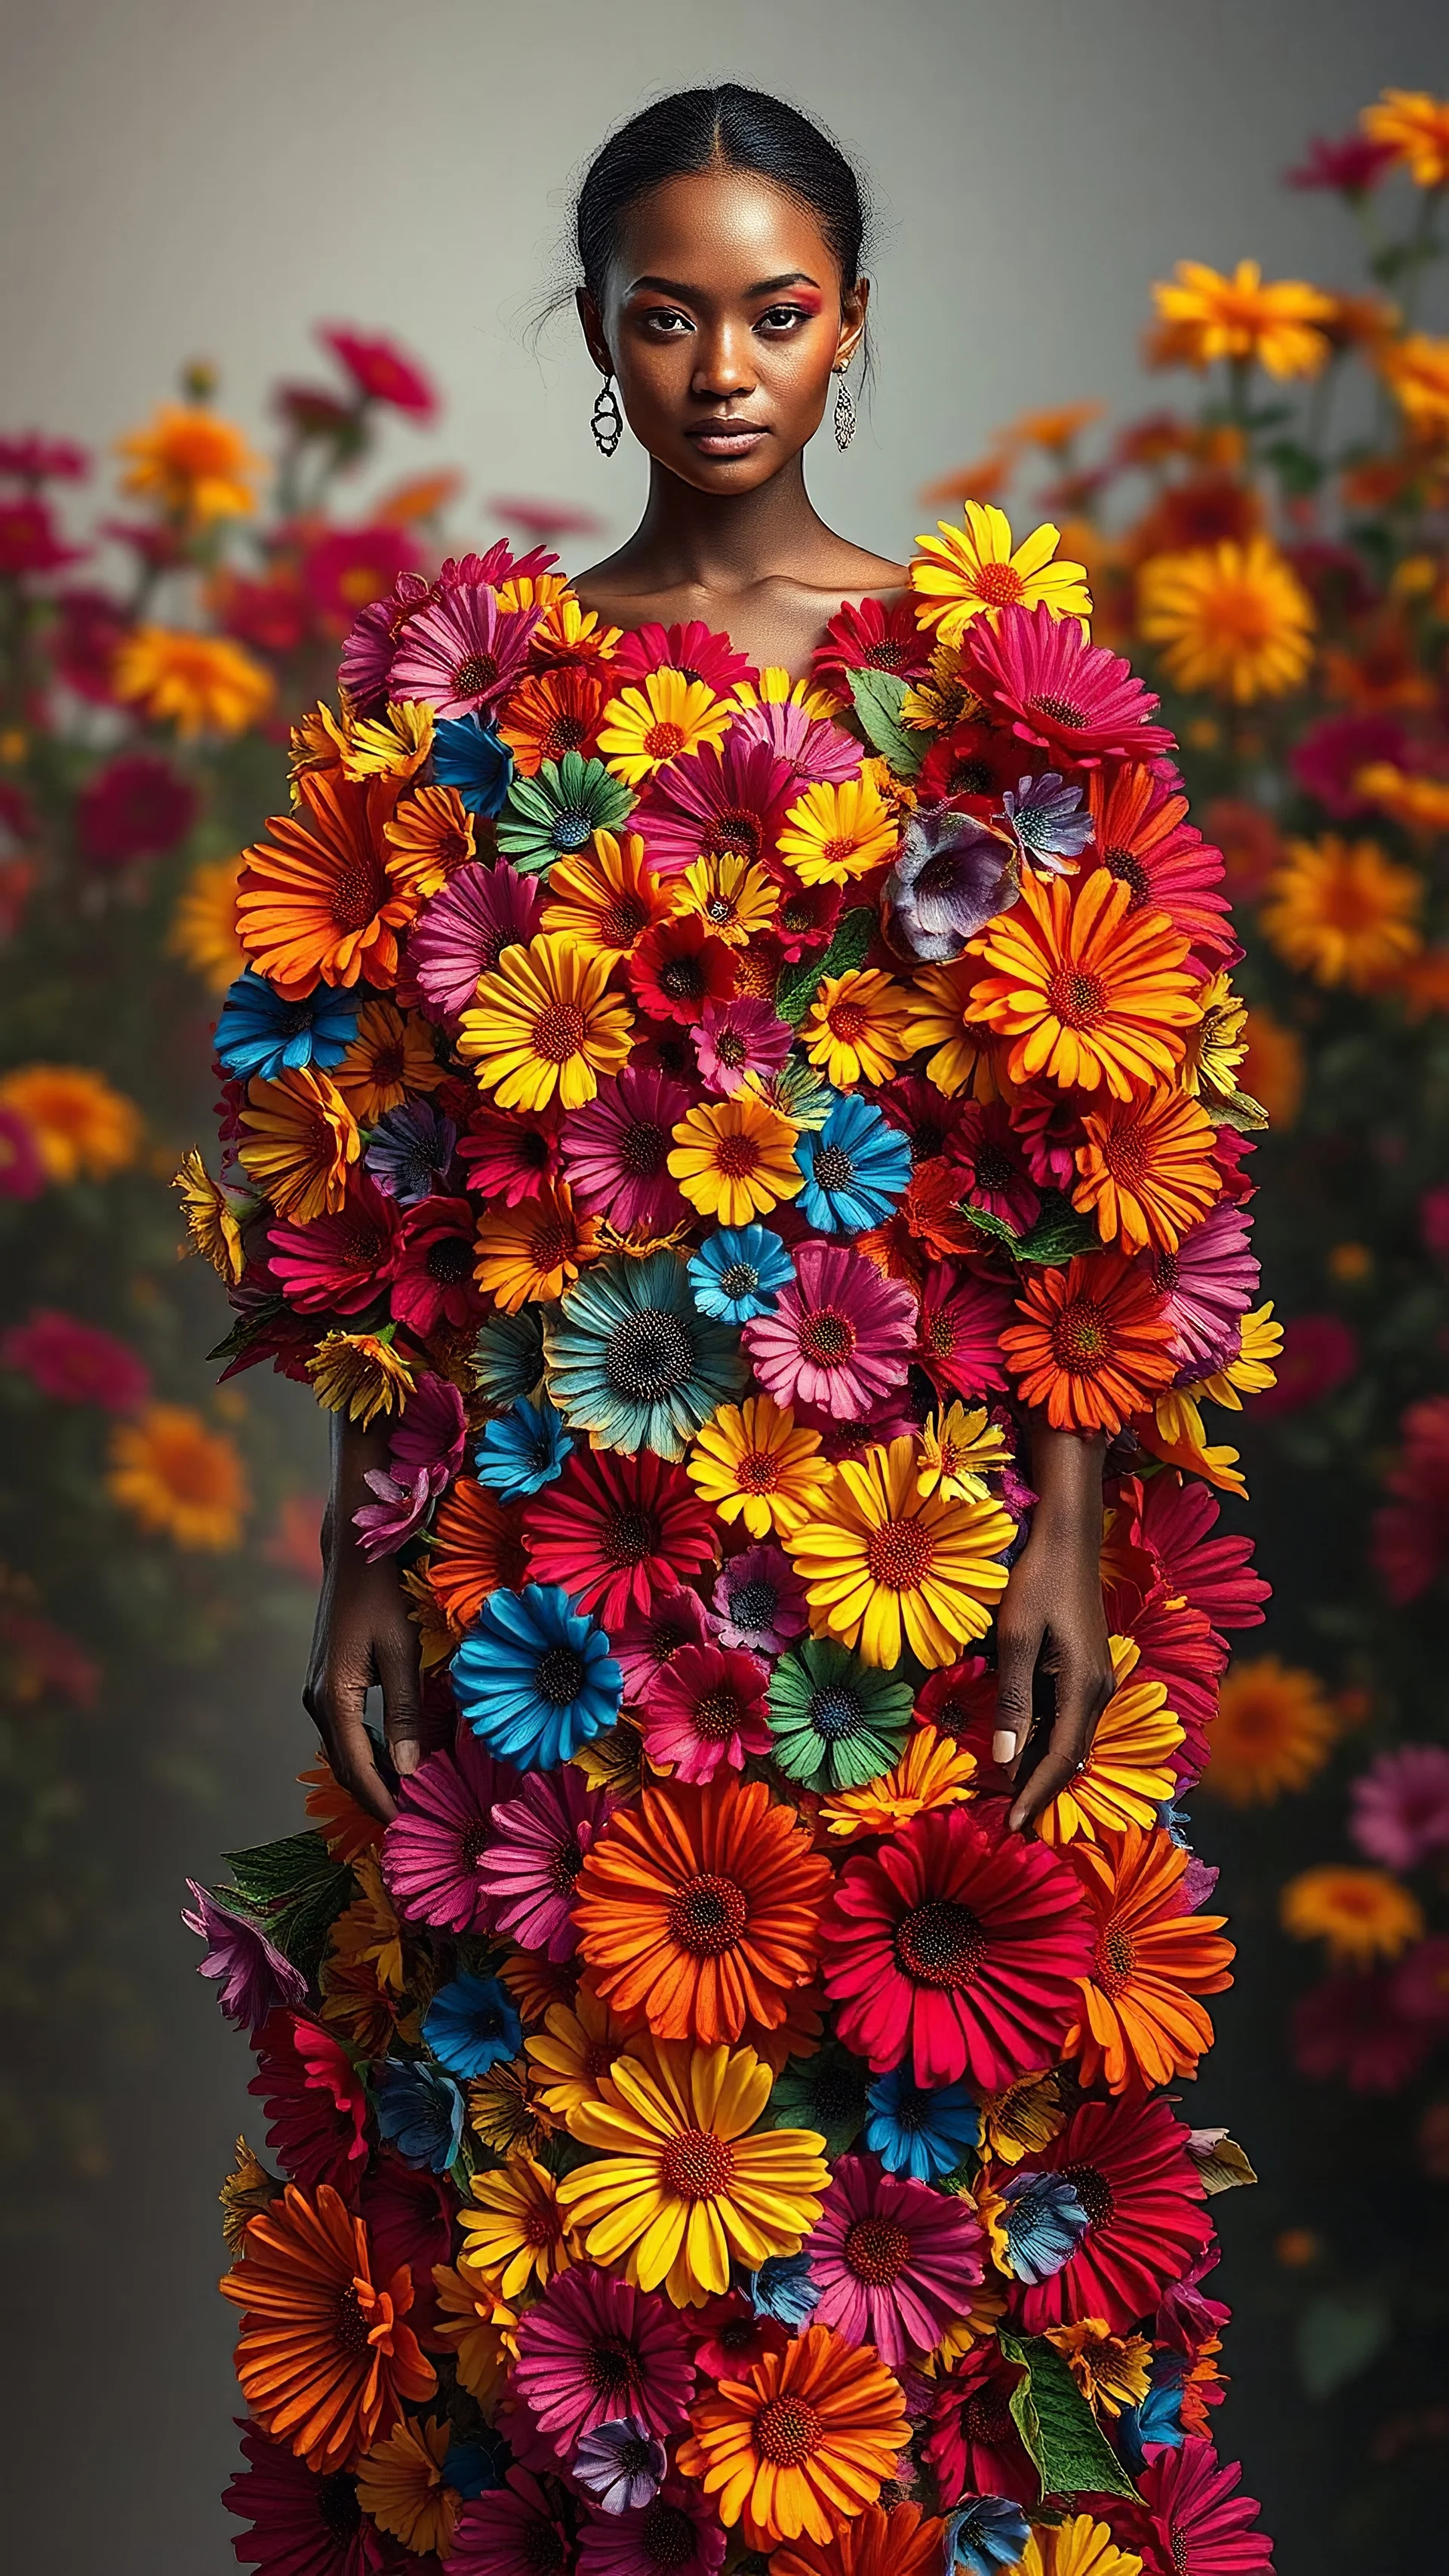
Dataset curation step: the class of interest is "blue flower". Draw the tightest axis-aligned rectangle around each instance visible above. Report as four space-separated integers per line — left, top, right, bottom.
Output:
546 1251 745 1460
998 771 1094 876
214 969 358 1082
688 1225 795 1325
945 2496 1032 2576
864 2065 980 2182
365 1098 458 1205
1116 2366 1186 2473
445 2430 509 2499
748 2251 820 2328
452 1582 621 1769
794 1092 912 1234
423 1972 523 2080
475 1394 573 1501
432 713 514 817
999 2169 1090 2285
469 1306 546 1407
373 2058 465 2171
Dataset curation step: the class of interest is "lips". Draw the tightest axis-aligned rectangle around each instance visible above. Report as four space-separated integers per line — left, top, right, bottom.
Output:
686 421 767 450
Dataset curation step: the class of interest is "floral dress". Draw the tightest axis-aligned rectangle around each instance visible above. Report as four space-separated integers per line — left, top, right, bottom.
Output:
183 512 1275 2576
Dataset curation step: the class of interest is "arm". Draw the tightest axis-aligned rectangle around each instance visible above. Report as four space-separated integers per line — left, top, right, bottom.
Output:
302 1414 423 1824
992 1415 1114 1833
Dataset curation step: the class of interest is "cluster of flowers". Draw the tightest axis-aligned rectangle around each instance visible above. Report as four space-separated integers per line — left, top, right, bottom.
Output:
184 503 1278 2576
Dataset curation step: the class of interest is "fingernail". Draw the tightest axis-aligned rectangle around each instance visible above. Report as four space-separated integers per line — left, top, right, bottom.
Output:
992 1728 1019 1765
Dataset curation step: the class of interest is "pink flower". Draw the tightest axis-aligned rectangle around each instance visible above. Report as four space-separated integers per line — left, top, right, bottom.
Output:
1103 1575 1226 1790
248 2010 369 2199
640 1642 772 1784
914 1260 1014 1398
632 734 796 882
609 620 755 696
612 1584 710 1703
303 525 420 632
408 860 543 1018
392 1371 468 1487
963 600 1176 767
744 1240 917 1419
0 432 89 480
381 1728 518 1933
952 1100 1041 1234
1373 1395 1449 1605
578 2486 726 2576
512 2267 695 2456
1252 1313 1357 1417
460 1104 561 1205
730 697 863 786
807 2152 984 2366
1349 1744 1449 1871
391 1194 481 1334
318 324 438 418
182 1881 308 2031
1290 709 1411 817
1009 1081 1084 1193
1146 1202 1260 1378
1287 131 1397 195
475 1767 608 1958
448 2470 571 2576
355 1372 468 1559
559 1066 693 1233
224 2420 386 2575
1135 2436 1274 2576
1293 1969 1433 2092
76 753 196 868
709 1543 808 1655
267 1176 405 1314
0 496 83 576
691 996 792 1097
389 583 540 719
1 1306 150 1409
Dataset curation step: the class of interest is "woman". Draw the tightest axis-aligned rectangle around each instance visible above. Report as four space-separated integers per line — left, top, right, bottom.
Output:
209 83 1269 2576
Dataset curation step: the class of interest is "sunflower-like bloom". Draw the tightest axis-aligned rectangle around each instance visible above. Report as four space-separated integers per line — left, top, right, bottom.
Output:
458 932 632 1113
357 2415 459 2559
472 1182 601 1313
817 1721 978 1839
383 782 473 897
1137 540 1315 703
525 1986 632 2122
107 1402 249 1550
687 1393 833 1540
115 626 275 737
546 1251 746 1460
678 2322 908 2545
668 1092 804 1226
1151 260 1336 377
0 1062 142 1182
540 829 675 961
675 851 781 947
909 501 1091 643
1361 86 1449 189
1002 1252 1176 1438
238 772 420 999
173 1147 246 1283
1180 971 1252 1103
776 777 900 886
237 1066 360 1223
1203 1654 1336 1807
1066 1821 1235 2092
1035 1638 1183 1846
802 968 912 1089
556 2038 829 2306
598 666 734 783
915 1402 1014 1503
429 2267 519 2406
785 1436 1016 1670
1280 1864 1424 1966
457 2153 580 2299
1257 833 1422 990
1072 1088 1221 1255
966 870 1202 1100
118 402 263 524
1017 2513 1147 2576
899 958 997 1100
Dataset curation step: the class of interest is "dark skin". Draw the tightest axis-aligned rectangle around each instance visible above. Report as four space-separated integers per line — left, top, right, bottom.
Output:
306 163 1112 1828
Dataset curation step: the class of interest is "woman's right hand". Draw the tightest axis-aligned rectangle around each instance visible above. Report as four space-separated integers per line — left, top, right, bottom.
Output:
302 1414 423 1824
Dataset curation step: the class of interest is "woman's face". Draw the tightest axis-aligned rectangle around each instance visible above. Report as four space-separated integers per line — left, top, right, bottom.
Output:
578 166 868 494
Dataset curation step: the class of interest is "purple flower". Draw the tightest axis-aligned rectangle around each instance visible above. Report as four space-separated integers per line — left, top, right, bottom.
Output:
475 1767 608 1959
382 1726 517 1934
181 1880 307 2030
352 1371 466 1559
578 2484 726 2576
996 771 1094 876
392 1371 468 1485
337 596 398 712
612 1586 709 1703
1144 1202 1260 1380
709 1542 808 1655
574 2420 667 2516
1349 1744 1449 1872
365 1098 458 1204
883 807 1018 962
691 997 793 1097
408 859 542 1018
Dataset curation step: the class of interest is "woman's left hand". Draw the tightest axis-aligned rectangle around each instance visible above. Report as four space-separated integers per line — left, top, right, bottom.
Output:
992 1419 1115 1833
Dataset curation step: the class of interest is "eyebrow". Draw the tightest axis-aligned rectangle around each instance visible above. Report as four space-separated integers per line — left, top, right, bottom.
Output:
628 270 821 300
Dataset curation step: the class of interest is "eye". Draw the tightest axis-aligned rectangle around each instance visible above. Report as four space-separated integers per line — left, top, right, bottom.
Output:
757 303 813 334
639 307 694 337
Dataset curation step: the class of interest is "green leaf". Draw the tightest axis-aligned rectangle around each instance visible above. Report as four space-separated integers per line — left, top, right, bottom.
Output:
206 1297 289 1365
223 1830 337 1909
963 1205 1020 1250
1263 439 1325 497
1015 1192 1102 1266
220 1830 355 1976
998 2331 1137 2501
1211 1088 1269 1133
775 905 877 1027
848 667 924 777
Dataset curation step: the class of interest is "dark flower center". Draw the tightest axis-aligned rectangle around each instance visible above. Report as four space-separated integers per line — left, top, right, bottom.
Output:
1104 846 1152 904
524 2519 565 2575
534 1644 587 1707
552 1835 585 1892
532 1002 586 1063
601 894 651 945
317 2474 363 2541
718 1261 760 1300
1029 691 1088 732
587 2335 641 2399
811 1144 856 1195
660 954 707 1002
661 2125 736 2199
640 2497 697 2565
692 1687 743 1742
606 1308 696 1403
552 807 594 852
618 1116 668 1175
1063 2159 1114 2229
668 1870 748 1956
844 2216 912 2285
894 1897 986 1990
453 650 500 698
334 2287 373 2353
753 2394 823 2467
799 1307 855 1364
331 855 387 933
809 1685 864 1743
728 1578 777 1633
604 1505 660 1565
426 1233 472 1284
700 809 763 864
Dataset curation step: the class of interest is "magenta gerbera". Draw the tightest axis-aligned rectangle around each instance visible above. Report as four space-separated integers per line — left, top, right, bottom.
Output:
447 2470 571 2576
475 1766 608 1959
578 2483 728 2576
512 2266 696 2455
1012 2094 1213 2334
743 1241 917 1420
608 620 756 697
730 697 864 786
914 1259 1015 1399
407 860 543 1019
691 996 793 1097
612 1583 711 1702
224 2419 381 2576
632 735 797 883
962 599 1177 768
381 1727 517 1934
1135 2436 1275 2576
806 2151 984 2366
1010 1081 1085 1194
709 1541 808 1656
183 1880 309 2031
1349 1743 1449 1871
820 1805 1094 2090
1144 1200 1260 1378
951 1100 1041 1234
248 2009 370 2199
1123 1473 1271 1641
811 594 933 697
267 1176 405 1314
640 1640 773 1784
559 1066 694 1232
388 582 540 718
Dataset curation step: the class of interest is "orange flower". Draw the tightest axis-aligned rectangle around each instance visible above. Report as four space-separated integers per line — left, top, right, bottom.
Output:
383 785 475 896
967 870 1202 1100
773 2501 945 2576
497 665 607 774
678 2321 908 2546
331 999 445 1122
106 1402 249 1550
572 1774 831 2047
1001 1252 1177 1435
472 1181 601 1312
218 2181 435 2473
1066 1822 1235 2093
1362 87 1449 189
1035 1639 1183 1846
0 1063 141 1181
1072 1088 1221 1254
540 830 676 962
237 771 420 999
237 1067 361 1222
427 1480 528 1628
300 1756 385 1862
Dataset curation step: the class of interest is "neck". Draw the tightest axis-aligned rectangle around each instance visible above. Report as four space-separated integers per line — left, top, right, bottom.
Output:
623 454 833 596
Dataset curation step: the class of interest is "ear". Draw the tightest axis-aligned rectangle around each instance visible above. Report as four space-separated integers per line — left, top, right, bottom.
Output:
576 287 614 379
834 276 870 372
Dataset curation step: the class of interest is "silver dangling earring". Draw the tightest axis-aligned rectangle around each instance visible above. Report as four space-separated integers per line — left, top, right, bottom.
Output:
590 374 623 457
833 369 857 452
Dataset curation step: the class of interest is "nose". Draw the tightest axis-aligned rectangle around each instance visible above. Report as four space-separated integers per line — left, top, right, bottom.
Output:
690 319 755 403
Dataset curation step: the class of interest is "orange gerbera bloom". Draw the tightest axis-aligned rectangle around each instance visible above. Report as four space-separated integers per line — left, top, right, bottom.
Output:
106 1402 249 1550
472 1181 601 1312
383 784 475 896
1001 1251 1177 1435
237 771 419 1000
817 1722 977 1840
497 665 608 774
678 2321 908 2546
773 2500 946 2576
427 1480 528 1628
540 830 676 962
967 871 1202 1100
1066 1822 1235 2093
1072 1088 1221 1254
218 2182 435 2473
572 1774 832 2047
300 1755 385 1861
332 998 445 1122
238 1067 361 1223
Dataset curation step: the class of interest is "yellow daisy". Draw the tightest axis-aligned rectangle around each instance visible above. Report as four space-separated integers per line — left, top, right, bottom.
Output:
910 501 1092 643
667 1093 803 1226
1259 833 1422 990
525 1986 634 2122
1180 971 1254 1104
1151 260 1337 378
306 1330 417 1427
776 777 900 887
113 626 274 737
1018 2513 1146 2576
900 957 997 1100
117 402 263 526
1034 1636 1183 1845
687 1393 832 1540
429 2267 519 2405
976 2069 1069 2165
331 997 445 1122
915 1402 1014 1503
169 854 246 992
1044 2321 1153 2421
817 1722 978 1839
1281 1866 1424 1966
598 666 733 783
457 2153 580 2301
731 667 839 719
540 829 676 962
0 1062 142 1182
1377 332 1449 439
357 2418 458 2559
786 1436 1016 1670
801 967 912 1088
1137 540 1315 703
675 851 780 947
458 932 633 1113
344 698 435 783
173 1147 245 1284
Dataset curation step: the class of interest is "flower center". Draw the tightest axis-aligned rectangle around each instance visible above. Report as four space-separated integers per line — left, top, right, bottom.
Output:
736 1447 780 1494
811 1144 857 1195
525 2520 565 2575
821 838 859 869
587 2335 641 2398
1096 1922 1136 1995
701 810 763 865
660 954 707 1002
844 2216 913 2285
644 721 688 762
525 2205 563 2248
866 1515 936 1590
551 1835 585 1893
461 1820 491 1866
718 1260 760 1299
866 640 912 671
605 1505 660 1565
1062 2159 1113 2230
668 1870 748 1956
728 1578 777 1633
810 1685 863 1743
1051 1296 1109 1371
331 856 387 933
642 2503 698 2571
618 1116 667 1175
715 1029 748 1067
534 1644 587 1707
1046 966 1107 1029
426 1234 472 1284
692 1687 743 1742
949 756 993 796
1100 1119 1148 1183
601 894 651 946
973 561 1026 607
828 1001 868 1042
318 2474 364 2541
333 2286 374 2353
605 1308 695 1402
1104 846 1152 904
531 1002 587 1063
552 807 594 852
453 651 500 699
661 2124 737 2199
753 2393 823 2467
528 1219 571 1274
798 1307 855 1364
543 714 591 759
894 1897 986 1990
1029 691 1088 732
715 1131 761 1179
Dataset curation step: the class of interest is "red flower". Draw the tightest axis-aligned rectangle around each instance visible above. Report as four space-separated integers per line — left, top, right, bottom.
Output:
458 1106 561 1206
521 1446 715 1627
611 619 756 696
629 916 737 1026
1287 132 1396 195
1251 1314 1356 1418
1009 1082 1084 1193
1103 1573 1225 1785
914 1260 1015 1397
1289 710 1411 818
820 1805 1094 2089
249 2010 370 2199
1117 1474 1270 1642
952 1100 1041 1233
1372 1395 1449 1605
770 876 841 962
359 2155 456 2343
51 587 128 702
0 496 83 576
304 526 422 633
76 752 197 867
915 720 1028 809
319 326 437 420
216 568 312 658
810 594 931 696
962 600 1176 768
391 1194 483 1334
266 1177 405 1315
1 1306 151 1410
913 1656 996 1742
926 2338 1037 2509
0 432 89 480
223 2419 385 2576
1012 2096 1213 2334
1135 2435 1274 2575
689 2292 788 2381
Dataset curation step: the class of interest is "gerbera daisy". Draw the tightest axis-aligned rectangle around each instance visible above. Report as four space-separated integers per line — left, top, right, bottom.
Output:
223 2421 379 2576
786 1436 1014 1670
968 868 1201 1100
915 1402 1014 1506
913 1263 1014 1401
709 1540 808 1655
1072 1088 1220 1257
106 1402 249 1550
693 996 795 1097
1001 1252 1175 1436
775 2501 949 2576
677 2320 908 2546
612 1583 710 1703
802 969 912 1091
820 1805 1093 2089
237 1066 361 1222
599 666 734 784
632 734 796 883
1086 765 1234 968
911 503 1091 644
1134 2435 1273 2576
611 619 756 696
427 1479 528 1627
262 1174 400 1314
1349 1743 1449 1872
689 1226 795 1328
511 2263 696 2460
451 1582 621 1771
1026 1639 1182 1846
962 602 1175 768
580 2483 728 2576
448 2470 571 2576
458 1103 558 1208
774 877 842 962
499 751 636 873
745 1242 917 1420
540 829 676 962
572 1774 831 2045
380 1728 514 1934
1258 831 1421 990
1016 2516 1145 2576
248 2009 368 2199
556 1066 697 1248
1012 2095 1212 2333
219 2182 434 2472
811 596 934 697
776 776 899 887
429 2264 519 2406
388 583 540 716
676 851 780 949
388 1193 478 1334
1066 1823 1235 2093
526 1986 634 2122
459 931 632 1114
498 665 608 774
1118 1470 1270 1640
668 1091 804 1226
546 1250 745 1459
457 2152 579 2299
806 2150 983 2367
408 857 543 1020
1281 1864 1423 1966
900 957 997 1101
1137 539 1315 703
926 2338 1037 2509
642 1642 774 1782
238 772 420 1000
818 1722 979 1841
114 623 275 736
795 1096 912 1234
383 780 475 897
766 1636 914 1793
1152 258 1335 376
306 1331 416 1430
215 969 361 1088
474 1765 606 1957
1143 1201 1258 1377
631 916 738 1026
861 2063 980 2184
522 1446 715 1628
472 1181 601 1312
687 1393 832 1541
558 2038 830 2306
1202 1655 1335 1805
331 996 443 1124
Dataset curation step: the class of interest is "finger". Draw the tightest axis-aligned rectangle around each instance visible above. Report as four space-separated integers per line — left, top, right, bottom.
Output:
1009 1658 1111 1833
992 1617 1042 1780
377 1627 424 1780
310 1670 398 1824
